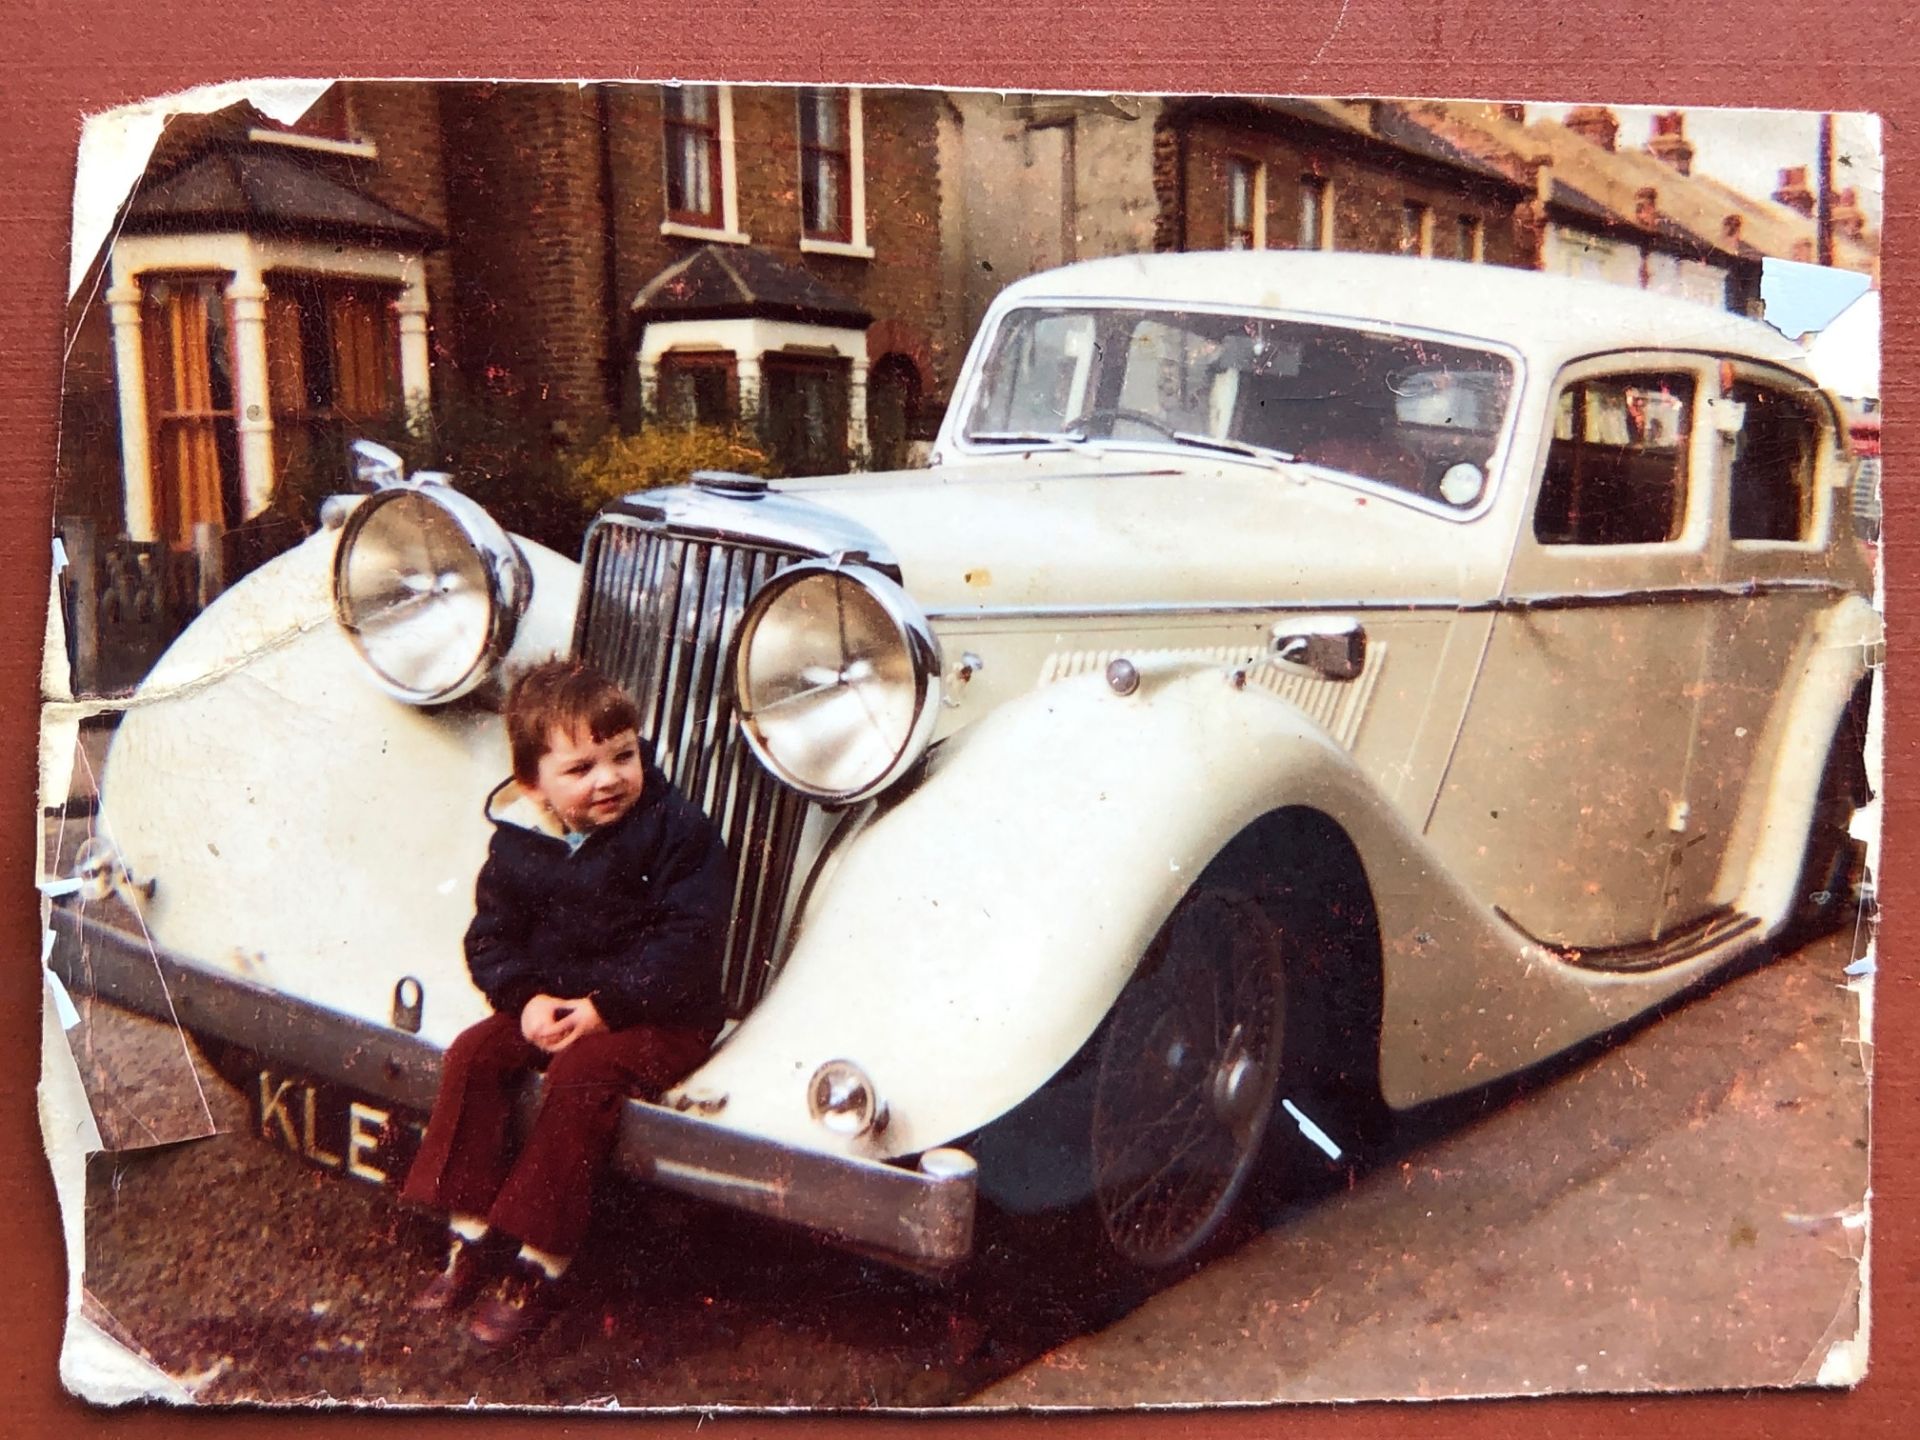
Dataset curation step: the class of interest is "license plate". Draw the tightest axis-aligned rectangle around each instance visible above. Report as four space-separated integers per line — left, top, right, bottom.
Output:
249 1062 425 1189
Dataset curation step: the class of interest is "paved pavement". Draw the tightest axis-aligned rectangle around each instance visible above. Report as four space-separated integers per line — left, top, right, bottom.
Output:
54 913 1869 1409
971 923 1872 1406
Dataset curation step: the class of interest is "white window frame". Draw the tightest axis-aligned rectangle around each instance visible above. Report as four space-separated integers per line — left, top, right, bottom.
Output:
660 84 750 245
798 88 873 260
1458 214 1486 263
1401 200 1434 258
1299 176 1333 252
1225 156 1266 250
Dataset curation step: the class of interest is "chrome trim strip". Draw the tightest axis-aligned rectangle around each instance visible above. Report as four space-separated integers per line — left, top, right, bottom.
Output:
1494 903 1763 976
598 485 900 576
923 579 1850 625
45 908 976 1272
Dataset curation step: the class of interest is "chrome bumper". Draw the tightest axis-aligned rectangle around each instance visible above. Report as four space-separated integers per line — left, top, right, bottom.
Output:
42 906 977 1273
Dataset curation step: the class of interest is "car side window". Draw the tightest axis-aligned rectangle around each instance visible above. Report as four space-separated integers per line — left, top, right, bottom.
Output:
1727 380 1824 543
1535 372 1695 546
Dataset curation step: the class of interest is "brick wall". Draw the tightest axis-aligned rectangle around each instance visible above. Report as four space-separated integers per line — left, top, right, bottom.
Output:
291 83 951 437
341 82 462 382
436 83 615 432
1157 114 1527 268
605 85 950 409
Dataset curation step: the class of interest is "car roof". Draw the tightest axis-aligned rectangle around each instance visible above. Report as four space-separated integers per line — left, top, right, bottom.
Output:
993 251 1811 373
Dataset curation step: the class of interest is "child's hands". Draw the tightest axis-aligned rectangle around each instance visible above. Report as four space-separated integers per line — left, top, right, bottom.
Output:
546 996 608 1052
520 994 571 1049
520 994 609 1053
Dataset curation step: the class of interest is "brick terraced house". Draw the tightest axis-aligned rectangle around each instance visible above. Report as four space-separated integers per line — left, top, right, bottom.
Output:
56 87 1874 695
58 80 948 585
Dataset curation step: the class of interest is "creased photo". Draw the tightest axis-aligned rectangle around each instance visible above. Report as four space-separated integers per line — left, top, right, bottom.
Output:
38 80 1881 1409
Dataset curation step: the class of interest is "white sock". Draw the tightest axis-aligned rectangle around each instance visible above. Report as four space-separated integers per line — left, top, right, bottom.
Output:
517 1242 570 1280
449 1213 490 1243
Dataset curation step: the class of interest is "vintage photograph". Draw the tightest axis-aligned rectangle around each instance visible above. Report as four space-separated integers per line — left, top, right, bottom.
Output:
37 80 1881 1408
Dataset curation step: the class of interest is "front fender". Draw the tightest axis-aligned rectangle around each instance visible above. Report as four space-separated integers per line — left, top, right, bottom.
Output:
674 654 1403 1160
98 523 580 1047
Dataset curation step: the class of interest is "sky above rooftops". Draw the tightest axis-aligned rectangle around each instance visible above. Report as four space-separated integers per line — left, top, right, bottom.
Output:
1530 104 1882 229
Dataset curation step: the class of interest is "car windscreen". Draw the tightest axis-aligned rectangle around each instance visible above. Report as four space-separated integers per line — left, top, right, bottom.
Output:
965 305 1516 508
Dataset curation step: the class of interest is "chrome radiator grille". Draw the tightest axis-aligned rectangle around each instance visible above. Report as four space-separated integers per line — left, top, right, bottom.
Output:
574 518 811 1015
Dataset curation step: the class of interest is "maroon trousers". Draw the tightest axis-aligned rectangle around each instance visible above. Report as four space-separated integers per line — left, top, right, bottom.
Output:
400 1010 717 1258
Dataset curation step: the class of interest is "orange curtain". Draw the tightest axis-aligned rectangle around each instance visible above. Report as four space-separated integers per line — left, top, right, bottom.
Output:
142 279 229 549
329 288 396 419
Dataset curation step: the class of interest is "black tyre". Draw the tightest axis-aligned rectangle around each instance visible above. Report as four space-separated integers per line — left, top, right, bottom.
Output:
1787 676 1874 942
1088 882 1295 1269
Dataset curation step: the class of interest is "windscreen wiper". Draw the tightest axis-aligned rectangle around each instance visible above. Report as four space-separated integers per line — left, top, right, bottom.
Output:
968 430 1086 446
1171 432 1298 465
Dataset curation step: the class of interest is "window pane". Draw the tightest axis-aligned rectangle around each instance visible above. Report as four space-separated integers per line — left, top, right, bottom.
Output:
764 359 849 475
1458 215 1483 262
968 310 1098 435
1227 160 1254 248
799 88 841 146
142 277 237 546
803 153 841 235
667 86 713 123
1400 201 1430 255
1728 382 1821 541
798 89 850 239
665 86 719 222
967 305 1516 505
1536 373 1695 545
1299 180 1326 250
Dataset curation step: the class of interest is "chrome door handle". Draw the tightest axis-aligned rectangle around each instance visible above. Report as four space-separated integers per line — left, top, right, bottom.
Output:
1271 617 1367 681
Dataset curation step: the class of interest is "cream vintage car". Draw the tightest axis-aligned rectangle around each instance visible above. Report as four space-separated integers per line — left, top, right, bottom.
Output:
50 251 1878 1274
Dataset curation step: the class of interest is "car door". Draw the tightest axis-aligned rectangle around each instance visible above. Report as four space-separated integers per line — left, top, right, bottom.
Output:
1426 355 1718 951
1679 363 1850 921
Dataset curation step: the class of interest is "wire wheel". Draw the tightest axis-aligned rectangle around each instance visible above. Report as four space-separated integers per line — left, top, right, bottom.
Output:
1090 885 1287 1269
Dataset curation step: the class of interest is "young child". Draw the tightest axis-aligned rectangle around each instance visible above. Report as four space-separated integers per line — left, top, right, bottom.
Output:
400 658 732 1348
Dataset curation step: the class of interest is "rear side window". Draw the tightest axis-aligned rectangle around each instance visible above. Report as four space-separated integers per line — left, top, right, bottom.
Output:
1728 381 1824 542
1536 372 1695 545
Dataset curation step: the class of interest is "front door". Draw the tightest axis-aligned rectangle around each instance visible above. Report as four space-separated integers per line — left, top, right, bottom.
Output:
1428 357 1718 951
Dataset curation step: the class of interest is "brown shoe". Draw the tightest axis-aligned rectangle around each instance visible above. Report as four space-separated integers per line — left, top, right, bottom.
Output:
468 1256 560 1350
411 1232 511 1314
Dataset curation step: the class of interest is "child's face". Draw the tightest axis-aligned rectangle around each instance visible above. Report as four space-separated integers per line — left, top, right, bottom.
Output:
531 724 645 832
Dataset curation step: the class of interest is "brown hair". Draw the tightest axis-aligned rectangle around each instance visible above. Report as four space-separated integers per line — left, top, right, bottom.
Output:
505 659 645 784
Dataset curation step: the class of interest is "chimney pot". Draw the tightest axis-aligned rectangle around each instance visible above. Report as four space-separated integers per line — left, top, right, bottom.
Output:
1772 165 1815 217
1564 105 1620 151
1646 110 1694 175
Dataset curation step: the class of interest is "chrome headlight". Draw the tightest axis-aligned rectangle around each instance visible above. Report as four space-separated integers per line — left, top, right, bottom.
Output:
733 561 941 804
332 484 531 704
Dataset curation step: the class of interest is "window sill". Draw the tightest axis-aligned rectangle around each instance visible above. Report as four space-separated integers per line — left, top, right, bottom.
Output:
661 220 752 245
800 237 876 260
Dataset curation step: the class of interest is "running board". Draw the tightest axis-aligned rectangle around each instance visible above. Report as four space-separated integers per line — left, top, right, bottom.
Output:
1499 906 1764 975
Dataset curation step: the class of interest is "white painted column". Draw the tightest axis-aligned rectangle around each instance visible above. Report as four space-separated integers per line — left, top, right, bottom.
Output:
736 355 764 429
226 262 276 520
637 357 660 419
848 357 869 465
395 279 431 414
105 268 157 542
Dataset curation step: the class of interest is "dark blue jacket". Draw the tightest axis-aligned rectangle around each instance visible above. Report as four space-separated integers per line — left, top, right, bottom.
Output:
464 754 733 1031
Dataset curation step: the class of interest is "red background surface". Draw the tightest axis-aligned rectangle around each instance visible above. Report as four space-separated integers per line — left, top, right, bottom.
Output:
2 1 1911 1433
